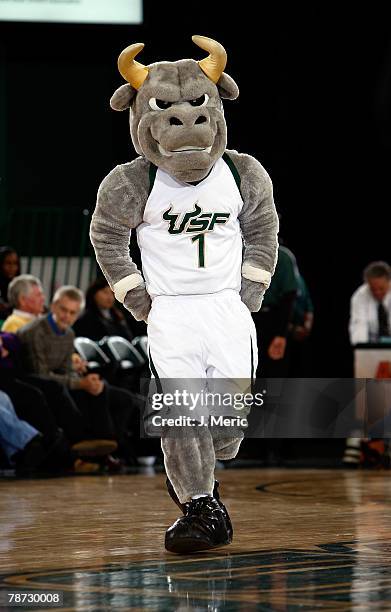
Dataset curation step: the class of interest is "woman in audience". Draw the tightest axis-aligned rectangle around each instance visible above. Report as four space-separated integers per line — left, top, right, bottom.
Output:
0 246 21 320
73 277 134 342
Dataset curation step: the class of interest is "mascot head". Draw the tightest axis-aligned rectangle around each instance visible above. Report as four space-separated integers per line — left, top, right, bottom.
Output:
110 36 239 183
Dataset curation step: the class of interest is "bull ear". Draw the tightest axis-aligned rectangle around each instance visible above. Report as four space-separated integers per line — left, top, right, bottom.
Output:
216 73 239 100
110 84 137 111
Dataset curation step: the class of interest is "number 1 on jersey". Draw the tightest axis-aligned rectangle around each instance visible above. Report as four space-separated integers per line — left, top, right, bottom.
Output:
191 234 205 268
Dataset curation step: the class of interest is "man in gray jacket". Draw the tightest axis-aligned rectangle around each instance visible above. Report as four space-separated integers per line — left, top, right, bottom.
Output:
18 286 136 459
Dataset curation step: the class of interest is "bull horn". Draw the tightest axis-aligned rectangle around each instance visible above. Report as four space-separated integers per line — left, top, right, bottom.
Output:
192 35 227 84
118 43 149 90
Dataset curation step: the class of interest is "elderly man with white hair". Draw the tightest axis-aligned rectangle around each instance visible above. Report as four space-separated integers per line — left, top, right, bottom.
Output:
1 275 45 333
17 285 139 467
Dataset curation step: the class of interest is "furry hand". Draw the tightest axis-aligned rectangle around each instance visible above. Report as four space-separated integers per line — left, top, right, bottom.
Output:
123 282 151 322
240 277 266 312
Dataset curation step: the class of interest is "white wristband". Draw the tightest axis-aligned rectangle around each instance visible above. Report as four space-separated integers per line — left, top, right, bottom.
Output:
242 263 271 288
113 274 144 303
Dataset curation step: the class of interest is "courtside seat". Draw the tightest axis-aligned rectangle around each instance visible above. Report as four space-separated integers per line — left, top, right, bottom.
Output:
132 335 148 362
99 336 146 370
73 337 112 375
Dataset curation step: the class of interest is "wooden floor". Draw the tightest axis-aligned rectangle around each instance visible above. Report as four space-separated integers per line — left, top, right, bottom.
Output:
1 468 391 610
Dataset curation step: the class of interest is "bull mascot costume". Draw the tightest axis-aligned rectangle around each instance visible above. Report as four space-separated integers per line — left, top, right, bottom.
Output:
90 36 279 553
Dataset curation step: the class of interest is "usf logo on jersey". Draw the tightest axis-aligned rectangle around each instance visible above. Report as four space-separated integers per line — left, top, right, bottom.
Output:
162 203 230 235
162 203 230 268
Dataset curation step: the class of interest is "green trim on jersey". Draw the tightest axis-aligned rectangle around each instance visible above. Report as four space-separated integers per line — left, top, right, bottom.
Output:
222 152 242 195
148 152 242 195
148 163 158 195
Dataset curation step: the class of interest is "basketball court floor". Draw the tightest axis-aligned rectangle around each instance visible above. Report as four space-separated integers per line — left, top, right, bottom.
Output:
1 468 391 610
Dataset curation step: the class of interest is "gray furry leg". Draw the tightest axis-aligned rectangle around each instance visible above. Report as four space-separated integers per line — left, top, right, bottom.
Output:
214 436 243 460
161 427 215 504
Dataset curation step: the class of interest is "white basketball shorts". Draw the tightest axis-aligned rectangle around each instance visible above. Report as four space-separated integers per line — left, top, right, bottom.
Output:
147 289 258 380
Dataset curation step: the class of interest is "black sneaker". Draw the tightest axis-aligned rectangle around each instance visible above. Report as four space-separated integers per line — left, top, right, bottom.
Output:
166 477 233 541
165 495 232 554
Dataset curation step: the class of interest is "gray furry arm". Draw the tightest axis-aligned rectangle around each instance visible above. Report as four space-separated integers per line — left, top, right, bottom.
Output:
228 150 279 311
89 158 151 321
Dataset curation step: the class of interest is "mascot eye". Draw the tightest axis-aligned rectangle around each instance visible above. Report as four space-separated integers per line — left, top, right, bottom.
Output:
189 94 209 107
149 98 173 111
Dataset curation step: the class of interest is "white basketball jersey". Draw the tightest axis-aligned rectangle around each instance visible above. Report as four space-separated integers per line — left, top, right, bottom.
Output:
136 156 244 298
